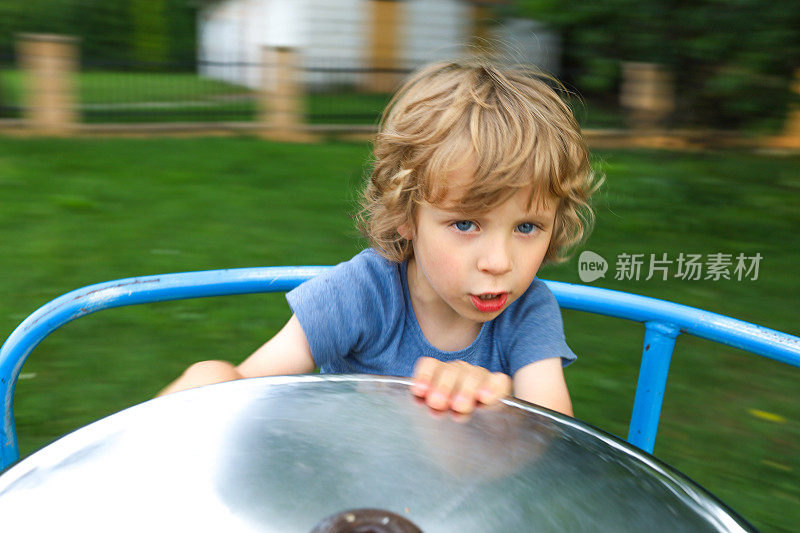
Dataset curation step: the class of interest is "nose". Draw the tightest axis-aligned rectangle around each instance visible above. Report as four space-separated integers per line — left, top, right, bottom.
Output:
477 236 513 275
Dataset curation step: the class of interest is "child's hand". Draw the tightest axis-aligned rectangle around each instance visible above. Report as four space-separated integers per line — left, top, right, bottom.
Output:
411 357 512 414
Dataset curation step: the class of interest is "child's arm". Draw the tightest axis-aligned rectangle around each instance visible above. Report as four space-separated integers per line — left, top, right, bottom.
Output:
512 358 573 417
236 315 316 377
157 315 315 396
411 357 573 416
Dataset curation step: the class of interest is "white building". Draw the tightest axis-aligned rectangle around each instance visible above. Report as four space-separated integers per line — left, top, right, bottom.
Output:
196 0 559 90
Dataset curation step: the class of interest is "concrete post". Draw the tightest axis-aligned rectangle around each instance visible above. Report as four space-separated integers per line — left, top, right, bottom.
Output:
364 0 403 93
16 34 79 135
259 46 312 142
620 62 674 131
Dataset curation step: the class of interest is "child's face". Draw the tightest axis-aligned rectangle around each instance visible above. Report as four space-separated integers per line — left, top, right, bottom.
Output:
401 163 556 325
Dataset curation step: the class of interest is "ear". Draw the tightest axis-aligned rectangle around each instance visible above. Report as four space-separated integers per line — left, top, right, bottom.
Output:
398 222 414 240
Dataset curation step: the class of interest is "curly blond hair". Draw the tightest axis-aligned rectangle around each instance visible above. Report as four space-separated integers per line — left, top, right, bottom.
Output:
357 58 601 264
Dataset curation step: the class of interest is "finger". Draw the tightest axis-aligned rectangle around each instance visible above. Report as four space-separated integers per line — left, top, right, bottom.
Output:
449 365 487 414
427 363 462 411
411 357 439 397
477 372 512 405
476 372 511 404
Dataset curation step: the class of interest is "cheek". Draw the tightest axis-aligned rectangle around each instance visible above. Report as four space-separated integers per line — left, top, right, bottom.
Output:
418 236 465 288
519 242 550 276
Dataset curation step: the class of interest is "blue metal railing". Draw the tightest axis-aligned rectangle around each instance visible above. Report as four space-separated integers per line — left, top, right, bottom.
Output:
2 268 799 470
545 281 800 452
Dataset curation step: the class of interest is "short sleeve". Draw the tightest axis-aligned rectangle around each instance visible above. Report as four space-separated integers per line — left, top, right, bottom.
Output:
285 249 403 369
495 278 576 376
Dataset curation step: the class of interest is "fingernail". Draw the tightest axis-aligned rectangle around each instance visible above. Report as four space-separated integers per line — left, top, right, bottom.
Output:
430 391 446 407
412 381 429 396
453 395 470 412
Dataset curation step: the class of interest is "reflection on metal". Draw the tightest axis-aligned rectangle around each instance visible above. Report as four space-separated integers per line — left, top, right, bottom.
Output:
311 508 423 533
0 376 753 532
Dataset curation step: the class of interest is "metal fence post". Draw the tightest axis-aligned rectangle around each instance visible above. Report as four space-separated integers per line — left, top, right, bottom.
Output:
16 34 79 136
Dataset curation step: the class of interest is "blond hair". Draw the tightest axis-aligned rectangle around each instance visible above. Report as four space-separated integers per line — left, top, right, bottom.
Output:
358 58 601 263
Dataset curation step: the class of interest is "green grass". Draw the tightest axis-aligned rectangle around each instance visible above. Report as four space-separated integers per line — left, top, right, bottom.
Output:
0 69 21 109
570 98 627 129
307 91 391 125
0 69 620 127
0 69 386 124
1 69 250 105
0 138 797 531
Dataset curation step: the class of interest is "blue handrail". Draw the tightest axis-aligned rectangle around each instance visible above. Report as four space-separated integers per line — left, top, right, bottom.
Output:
2 268 799 470
545 281 800 452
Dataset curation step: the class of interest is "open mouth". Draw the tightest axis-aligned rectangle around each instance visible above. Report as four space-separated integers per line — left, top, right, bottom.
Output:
470 292 508 313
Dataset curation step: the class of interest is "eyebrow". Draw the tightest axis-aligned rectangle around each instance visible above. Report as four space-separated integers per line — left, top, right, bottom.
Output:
526 217 553 229
435 205 554 228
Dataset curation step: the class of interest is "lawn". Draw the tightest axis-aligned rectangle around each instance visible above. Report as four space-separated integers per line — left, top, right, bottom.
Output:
0 69 619 127
0 137 797 531
1 68 250 104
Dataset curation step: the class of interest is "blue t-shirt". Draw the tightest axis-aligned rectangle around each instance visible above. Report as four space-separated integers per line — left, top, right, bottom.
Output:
286 248 576 377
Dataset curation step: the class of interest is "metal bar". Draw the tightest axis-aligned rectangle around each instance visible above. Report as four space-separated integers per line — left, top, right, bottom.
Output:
2 272 799 469
627 321 681 453
0 267 328 470
543 280 800 368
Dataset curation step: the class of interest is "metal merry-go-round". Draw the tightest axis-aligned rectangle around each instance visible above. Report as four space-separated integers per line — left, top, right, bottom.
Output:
0 267 798 531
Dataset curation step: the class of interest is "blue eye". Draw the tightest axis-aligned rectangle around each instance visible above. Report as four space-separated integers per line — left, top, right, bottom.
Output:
453 220 476 232
517 222 537 234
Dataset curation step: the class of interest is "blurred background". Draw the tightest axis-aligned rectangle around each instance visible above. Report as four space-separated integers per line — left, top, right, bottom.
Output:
1 0 799 134
0 1 798 531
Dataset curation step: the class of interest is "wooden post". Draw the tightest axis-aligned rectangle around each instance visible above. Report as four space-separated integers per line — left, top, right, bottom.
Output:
364 0 403 93
775 69 800 148
620 62 674 131
470 4 492 51
16 34 79 136
259 46 313 142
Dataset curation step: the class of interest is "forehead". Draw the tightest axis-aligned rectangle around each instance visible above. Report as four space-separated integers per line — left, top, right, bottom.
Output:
431 157 557 217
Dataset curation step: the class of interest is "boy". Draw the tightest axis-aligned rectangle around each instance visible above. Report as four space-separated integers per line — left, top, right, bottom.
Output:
160 59 598 416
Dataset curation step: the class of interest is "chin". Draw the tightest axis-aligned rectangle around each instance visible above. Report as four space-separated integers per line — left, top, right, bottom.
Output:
469 308 504 322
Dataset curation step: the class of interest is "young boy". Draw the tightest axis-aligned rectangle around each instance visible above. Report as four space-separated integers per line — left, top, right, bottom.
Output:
160 59 598 417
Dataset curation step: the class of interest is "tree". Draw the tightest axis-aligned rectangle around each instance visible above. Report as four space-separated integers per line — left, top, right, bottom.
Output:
516 0 800 130
0 0 197 66
130 0 168 66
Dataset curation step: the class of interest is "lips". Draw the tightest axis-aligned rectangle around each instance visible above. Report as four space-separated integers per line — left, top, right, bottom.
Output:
470 292 508 313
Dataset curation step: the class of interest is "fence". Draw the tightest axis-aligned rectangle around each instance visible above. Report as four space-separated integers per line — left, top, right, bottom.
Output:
1 35 415 137
78 58 258 124
3 34 800 149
